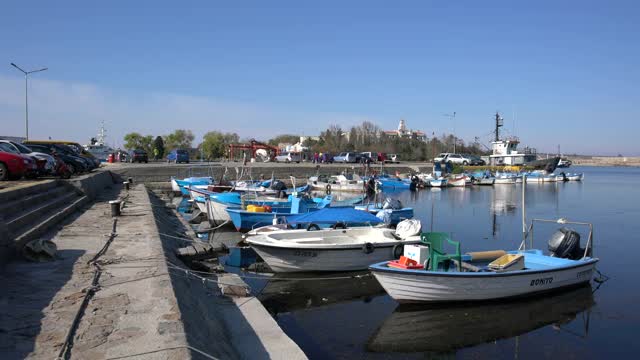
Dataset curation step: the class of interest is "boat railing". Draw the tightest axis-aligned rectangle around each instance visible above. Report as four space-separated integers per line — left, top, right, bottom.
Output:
519 218 594 259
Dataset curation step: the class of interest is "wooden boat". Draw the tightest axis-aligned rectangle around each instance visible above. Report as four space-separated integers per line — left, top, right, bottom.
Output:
246 227 421 272
429 178 447 187
447 175 466 187
369 219 598 303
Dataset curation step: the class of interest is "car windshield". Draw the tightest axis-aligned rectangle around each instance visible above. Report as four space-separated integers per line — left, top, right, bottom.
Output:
0 142 19 154
177 150 188 155
338 152 346 156
12 142 34 154
134 150 146 154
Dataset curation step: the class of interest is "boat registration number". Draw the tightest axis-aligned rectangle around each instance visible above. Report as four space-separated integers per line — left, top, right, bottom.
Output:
293 250 318 258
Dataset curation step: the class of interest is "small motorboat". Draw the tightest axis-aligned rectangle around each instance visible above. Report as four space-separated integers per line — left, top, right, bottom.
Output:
494 172 517 185
375 177 415 190
226 194 333 232
308 174 365 192
447 175 466 187
565 173 584 181
172 176 215 196
355 197 414 225
369 218 598 303
246 225 422 273
429 178 447 187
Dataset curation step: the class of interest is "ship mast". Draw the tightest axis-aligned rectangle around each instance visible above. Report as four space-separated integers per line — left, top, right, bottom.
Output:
97 120 107 146
494 112 503 142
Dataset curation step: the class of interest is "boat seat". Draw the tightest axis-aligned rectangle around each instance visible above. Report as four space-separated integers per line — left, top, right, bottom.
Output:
420 232 462 272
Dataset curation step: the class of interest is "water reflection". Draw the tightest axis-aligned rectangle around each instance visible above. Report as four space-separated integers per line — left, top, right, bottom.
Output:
258 271 385 315
366 285 595 355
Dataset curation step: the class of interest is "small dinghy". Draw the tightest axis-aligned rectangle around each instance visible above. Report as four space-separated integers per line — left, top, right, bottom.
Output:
246 220 422 272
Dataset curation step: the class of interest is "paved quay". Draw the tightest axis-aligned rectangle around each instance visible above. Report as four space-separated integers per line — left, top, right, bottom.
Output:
0 178 306 359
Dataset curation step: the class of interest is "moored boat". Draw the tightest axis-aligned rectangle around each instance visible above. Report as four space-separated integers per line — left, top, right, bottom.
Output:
308 174 365 192
246 225 422 272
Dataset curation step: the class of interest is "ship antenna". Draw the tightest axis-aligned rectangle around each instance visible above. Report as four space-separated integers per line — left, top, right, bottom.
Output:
494 112 503 142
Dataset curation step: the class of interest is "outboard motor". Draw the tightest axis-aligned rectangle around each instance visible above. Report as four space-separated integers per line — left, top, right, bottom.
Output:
548 227 582 259
270 180 287 191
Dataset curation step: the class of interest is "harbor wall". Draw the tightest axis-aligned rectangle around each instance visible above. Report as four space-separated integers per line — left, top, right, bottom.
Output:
109 162 425 184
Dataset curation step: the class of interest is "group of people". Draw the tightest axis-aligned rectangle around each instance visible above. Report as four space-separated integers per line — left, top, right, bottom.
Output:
311 152 332 163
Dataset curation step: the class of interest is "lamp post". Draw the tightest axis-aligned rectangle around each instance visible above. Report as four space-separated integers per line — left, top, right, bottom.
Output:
10 63 48 140
444 112 457 153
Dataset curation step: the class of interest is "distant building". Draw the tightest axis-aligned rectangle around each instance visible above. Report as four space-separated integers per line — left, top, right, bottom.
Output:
383 120 426 141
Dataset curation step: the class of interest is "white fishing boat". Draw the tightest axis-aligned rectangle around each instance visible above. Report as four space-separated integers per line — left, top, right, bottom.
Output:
494 172 517 185
447 175 466 187
308 174 365 192
246 226 422 273
369 179 599 303
565 173 584 181
429 178 447 187
494 176 516 184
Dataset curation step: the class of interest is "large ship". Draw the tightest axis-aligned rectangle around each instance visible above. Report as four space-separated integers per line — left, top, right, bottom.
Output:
486 112 559 172
84 121 114 162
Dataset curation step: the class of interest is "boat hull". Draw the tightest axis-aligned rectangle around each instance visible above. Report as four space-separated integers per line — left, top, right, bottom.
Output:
250 241 419 272
206 199 232 222
494 177 516 184
370 257 598 303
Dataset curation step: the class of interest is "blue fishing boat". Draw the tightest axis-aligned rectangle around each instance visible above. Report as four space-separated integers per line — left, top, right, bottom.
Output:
172 176 214 196
354 204 413 225
226 194 333 232
375 177 414 190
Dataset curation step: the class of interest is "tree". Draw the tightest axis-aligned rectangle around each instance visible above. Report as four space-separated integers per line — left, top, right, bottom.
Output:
153 136 165 159
123 132 154 154
267 134 300 146
200 131 239 160
165 129 195 151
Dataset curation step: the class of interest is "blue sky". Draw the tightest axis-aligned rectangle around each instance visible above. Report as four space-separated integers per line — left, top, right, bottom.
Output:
1 0 638 155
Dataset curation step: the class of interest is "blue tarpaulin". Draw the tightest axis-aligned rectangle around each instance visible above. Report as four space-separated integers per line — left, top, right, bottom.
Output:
286 207 383 224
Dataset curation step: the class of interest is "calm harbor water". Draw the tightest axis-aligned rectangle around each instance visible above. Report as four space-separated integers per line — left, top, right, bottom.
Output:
189 166 640 358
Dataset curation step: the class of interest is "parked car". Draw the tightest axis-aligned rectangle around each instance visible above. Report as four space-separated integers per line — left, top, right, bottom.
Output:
464 154 486 166
433 153 452 163
275 152 302 163
24 140 99 168
26 144 89 174
129 149 149 163
443 153 473 165
0 140 56 175
167 149 190 163
377 153 387 162
0 147 37 180
333 152 359 163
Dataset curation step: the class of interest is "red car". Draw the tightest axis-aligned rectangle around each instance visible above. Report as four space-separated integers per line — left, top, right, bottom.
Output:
0 150 37 180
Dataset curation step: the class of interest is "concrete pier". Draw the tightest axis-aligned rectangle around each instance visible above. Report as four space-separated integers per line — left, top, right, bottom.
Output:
0 172 306 359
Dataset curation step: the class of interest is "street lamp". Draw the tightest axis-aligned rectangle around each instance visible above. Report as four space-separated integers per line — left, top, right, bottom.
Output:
443 112 457 153
10 62 48 140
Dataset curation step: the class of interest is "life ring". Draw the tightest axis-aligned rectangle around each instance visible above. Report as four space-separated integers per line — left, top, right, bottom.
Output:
325 184 332 194
392 244 404 259
307 223 321 231
362 242 374 254
331 222 347 230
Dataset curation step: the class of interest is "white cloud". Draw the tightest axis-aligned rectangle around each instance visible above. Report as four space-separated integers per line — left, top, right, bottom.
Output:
0 75 374 147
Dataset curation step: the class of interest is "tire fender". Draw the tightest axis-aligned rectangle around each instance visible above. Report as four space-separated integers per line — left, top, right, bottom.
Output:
392 244 404 259
362 242 374 254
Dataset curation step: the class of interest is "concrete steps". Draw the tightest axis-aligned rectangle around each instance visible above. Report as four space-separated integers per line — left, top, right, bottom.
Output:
2 181 89 250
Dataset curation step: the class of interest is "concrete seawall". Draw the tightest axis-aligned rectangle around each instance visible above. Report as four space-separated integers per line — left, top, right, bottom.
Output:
0 172 306 359
108 161 426 184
